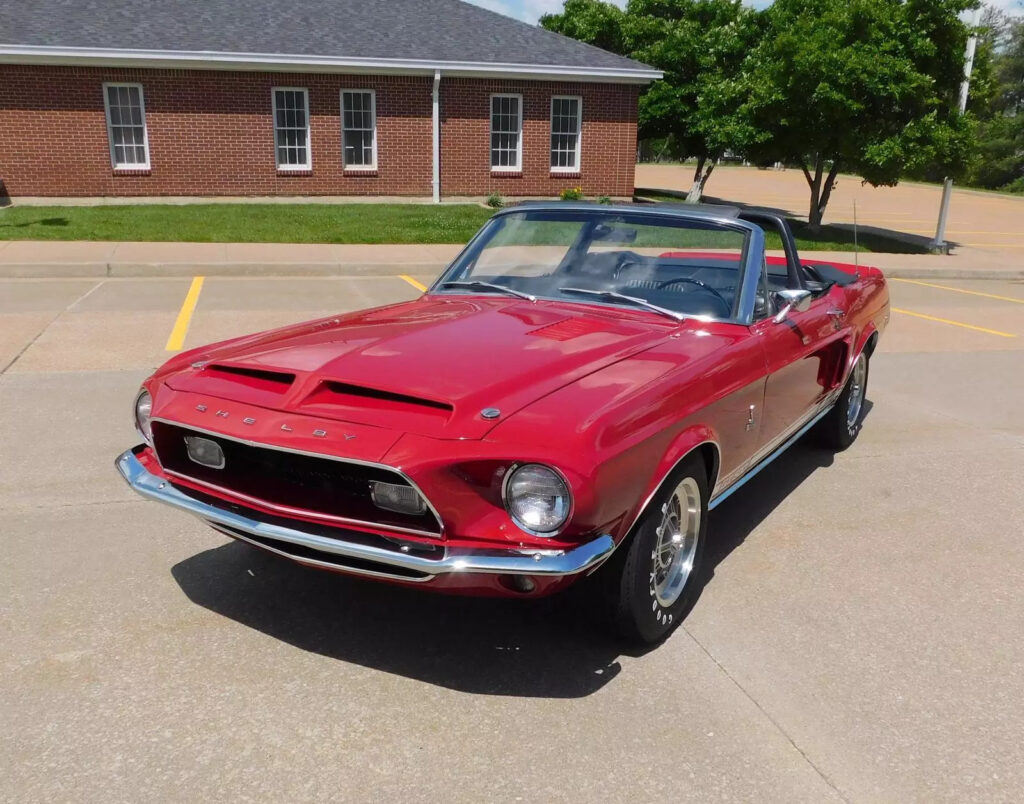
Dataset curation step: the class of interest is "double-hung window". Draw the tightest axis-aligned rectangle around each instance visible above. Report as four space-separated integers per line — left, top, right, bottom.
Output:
103 83 150 170
341 90 377 170
550 96 582 172
490 94 522 172
272 88 311 171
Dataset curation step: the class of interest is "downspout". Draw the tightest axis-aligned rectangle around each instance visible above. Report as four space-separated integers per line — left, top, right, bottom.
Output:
432 69 441 203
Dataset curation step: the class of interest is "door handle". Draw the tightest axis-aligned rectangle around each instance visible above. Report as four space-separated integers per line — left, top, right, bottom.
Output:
827 308 845 318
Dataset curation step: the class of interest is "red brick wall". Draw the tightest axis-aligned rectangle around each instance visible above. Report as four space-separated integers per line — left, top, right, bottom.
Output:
0 65 638 198
441 78 638 198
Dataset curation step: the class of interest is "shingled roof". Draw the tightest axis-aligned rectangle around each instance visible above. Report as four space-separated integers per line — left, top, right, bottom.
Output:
0 0 660 82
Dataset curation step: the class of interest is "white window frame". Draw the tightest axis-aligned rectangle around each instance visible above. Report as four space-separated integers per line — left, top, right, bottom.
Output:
271 87 312 172
489 93 523 173
550 95 583 173
102 82 151 171
340 89 378 171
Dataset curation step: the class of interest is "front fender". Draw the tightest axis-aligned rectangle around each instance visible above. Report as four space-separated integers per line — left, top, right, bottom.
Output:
617 424 720 542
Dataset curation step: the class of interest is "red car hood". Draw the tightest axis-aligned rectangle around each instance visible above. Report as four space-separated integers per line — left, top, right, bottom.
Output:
163 297 680 440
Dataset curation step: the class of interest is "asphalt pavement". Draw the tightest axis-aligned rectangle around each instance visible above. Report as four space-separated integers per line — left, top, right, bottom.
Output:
1 273 1023 801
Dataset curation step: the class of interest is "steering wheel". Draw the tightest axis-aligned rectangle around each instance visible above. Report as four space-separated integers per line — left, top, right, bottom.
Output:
654 277 732 316
611 253 645 278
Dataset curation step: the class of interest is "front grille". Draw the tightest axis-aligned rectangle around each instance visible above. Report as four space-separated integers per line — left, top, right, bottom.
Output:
152 421 442 537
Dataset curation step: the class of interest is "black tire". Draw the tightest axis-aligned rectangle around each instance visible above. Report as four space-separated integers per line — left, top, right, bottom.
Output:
599 454 709 645
816 352 869 451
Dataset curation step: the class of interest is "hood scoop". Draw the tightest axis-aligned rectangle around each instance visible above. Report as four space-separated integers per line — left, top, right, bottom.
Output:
164 362 297 407
205 364 296 389
298 381 454 428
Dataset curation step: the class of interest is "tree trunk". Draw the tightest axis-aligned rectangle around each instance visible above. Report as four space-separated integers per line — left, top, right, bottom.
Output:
802 155 840 231
692 154 707 184
686 157 716 204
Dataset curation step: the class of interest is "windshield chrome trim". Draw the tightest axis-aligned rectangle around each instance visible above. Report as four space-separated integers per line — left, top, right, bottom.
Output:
430 203 766 326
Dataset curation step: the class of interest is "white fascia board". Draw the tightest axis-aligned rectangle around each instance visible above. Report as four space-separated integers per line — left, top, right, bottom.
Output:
0 45 663 84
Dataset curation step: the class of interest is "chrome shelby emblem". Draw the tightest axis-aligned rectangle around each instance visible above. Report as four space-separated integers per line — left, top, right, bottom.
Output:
192 404 356 440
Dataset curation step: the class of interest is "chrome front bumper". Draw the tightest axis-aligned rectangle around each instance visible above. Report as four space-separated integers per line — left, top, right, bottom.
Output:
116 449 615 582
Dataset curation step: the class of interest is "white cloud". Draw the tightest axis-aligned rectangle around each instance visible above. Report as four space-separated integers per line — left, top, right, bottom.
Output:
465 0 1020 24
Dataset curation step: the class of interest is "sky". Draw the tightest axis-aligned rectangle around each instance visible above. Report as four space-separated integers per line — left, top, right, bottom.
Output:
466 0 1022 25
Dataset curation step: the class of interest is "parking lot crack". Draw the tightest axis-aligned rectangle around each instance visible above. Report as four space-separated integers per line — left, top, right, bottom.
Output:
0 280 106 375
681 625 850 802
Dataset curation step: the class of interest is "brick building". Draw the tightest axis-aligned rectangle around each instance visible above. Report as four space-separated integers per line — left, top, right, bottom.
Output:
0 0 659 200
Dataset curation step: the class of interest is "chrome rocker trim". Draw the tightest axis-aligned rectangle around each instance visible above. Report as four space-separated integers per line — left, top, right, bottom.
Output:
708 402 834 511
116 449 615 582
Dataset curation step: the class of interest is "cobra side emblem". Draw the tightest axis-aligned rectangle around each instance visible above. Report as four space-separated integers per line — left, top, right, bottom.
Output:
746 405 756 431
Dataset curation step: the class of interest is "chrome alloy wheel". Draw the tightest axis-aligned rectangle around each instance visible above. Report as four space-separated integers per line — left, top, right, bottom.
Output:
846 355 867 431
651 477 702 608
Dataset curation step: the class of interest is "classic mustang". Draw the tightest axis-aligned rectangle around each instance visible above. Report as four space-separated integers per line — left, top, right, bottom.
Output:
117 203 888 643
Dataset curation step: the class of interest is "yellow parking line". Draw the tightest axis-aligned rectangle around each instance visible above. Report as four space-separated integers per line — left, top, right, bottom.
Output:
165 276 205 351
891 278 1024 304
891 307 1016 338
399 274 428 292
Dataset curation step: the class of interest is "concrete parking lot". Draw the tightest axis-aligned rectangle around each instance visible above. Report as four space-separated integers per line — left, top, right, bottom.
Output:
637 164 1024 258
2 271 1023 801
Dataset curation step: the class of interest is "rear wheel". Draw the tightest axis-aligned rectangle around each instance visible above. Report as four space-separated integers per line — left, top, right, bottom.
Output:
817 352 869 450
600 455 708 644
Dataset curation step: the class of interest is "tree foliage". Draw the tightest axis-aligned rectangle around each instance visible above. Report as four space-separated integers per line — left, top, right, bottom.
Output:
731 0 977 226
544 0 986 215
962 9 1024 192
542 0 758 201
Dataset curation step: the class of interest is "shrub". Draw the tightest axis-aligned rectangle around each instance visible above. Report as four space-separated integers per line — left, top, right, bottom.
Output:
486 191 504 209
559 186 584 201
597 195 612 205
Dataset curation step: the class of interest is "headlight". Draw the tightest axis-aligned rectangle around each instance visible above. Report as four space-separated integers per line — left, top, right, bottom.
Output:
134 389 153 444
503 463 571 536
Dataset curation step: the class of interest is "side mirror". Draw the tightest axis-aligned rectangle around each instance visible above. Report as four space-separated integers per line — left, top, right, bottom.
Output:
773 288 812 323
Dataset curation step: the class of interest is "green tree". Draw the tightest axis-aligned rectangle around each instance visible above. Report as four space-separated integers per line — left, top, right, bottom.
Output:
542 0 759 202
964 11 1024 191
538 0 627 53
733 0 978 228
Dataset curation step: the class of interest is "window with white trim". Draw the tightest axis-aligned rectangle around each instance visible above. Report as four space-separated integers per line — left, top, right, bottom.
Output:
490 94 522 171
550 96 582 172
272 88 311 170
103 83 150 170
341 90 377 170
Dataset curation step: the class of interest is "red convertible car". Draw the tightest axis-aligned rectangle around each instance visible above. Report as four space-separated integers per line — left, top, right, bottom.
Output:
117 203 889 643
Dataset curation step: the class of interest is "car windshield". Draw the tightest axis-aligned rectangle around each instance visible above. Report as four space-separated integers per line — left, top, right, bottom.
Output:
435 209 750 321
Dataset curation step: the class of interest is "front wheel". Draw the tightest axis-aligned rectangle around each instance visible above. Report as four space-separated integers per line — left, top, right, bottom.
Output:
816 352 869 451
600 455 708 644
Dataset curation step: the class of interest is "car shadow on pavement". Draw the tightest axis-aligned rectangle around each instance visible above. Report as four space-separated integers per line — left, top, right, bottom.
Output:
170 408 867 699
172 541 626 699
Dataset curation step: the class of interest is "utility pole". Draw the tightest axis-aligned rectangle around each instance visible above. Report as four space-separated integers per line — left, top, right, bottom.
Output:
930 5 983 253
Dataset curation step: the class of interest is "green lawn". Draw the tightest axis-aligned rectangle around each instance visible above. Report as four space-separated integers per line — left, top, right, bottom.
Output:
0 203 495 245
0 199 925 253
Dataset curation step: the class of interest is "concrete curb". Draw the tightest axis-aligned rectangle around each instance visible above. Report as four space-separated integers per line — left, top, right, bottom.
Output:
0 262 450 278
3 262 1023 281
883 267 1024 281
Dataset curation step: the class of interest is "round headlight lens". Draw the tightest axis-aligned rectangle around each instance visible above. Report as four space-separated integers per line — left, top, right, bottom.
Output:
135 389 153 444
504 464 571 535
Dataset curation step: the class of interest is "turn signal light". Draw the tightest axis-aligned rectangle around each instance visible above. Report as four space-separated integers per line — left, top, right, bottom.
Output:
370 481 427 515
